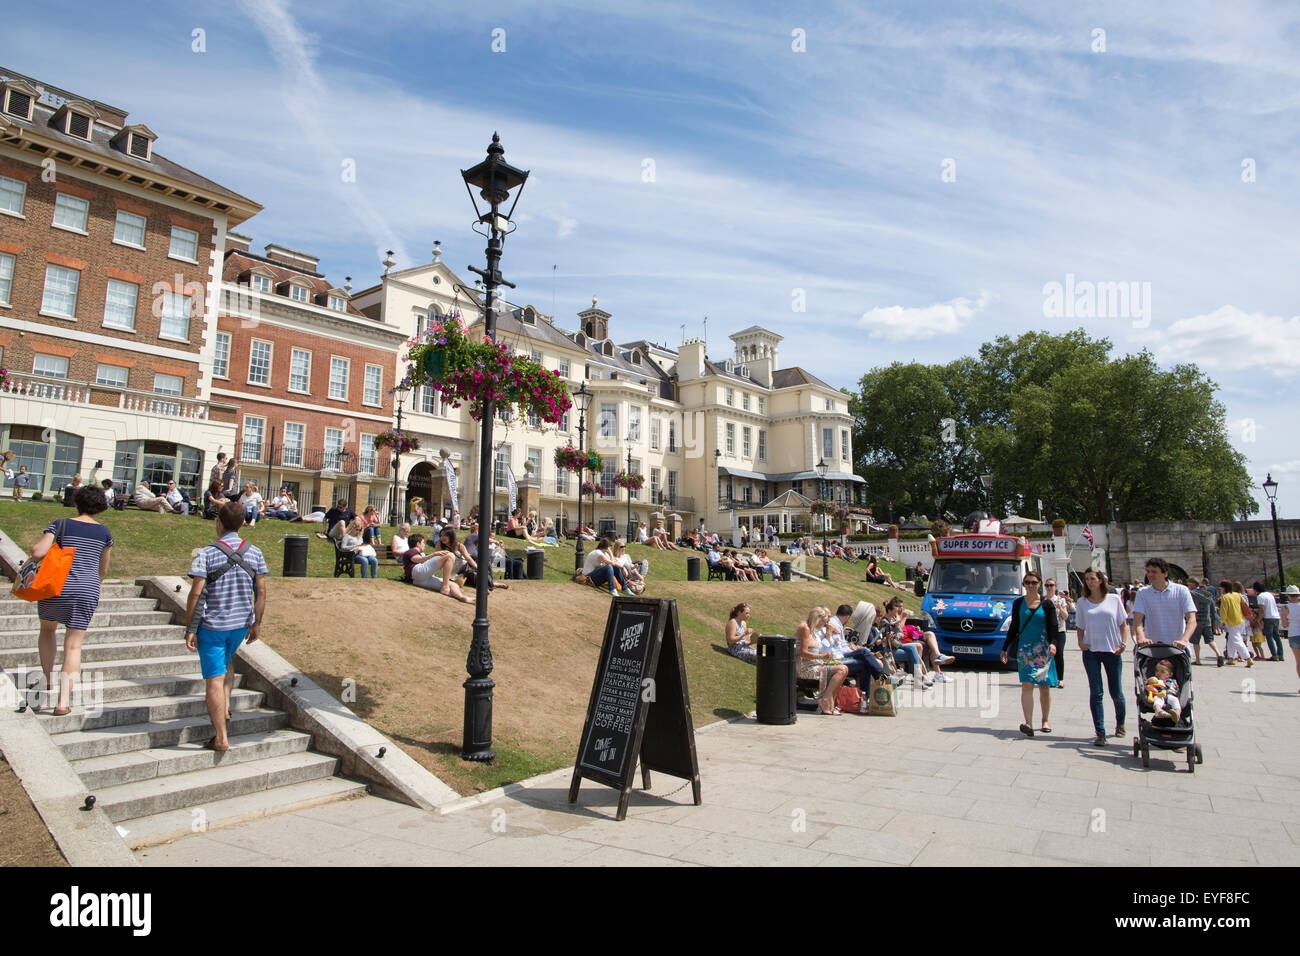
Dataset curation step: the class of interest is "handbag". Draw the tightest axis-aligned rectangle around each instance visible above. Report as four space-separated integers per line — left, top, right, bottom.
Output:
835 684 863 713
13 519 75 602
867 675 899 716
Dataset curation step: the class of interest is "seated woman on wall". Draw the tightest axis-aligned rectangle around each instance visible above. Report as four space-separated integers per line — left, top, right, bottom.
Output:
881 596 955 682
795 607 849 716
728 550 760 582
361 505 384 549
752 548 782 580
341 517 379 578
724 603 758 663
824 603 897 688
865 555 910 591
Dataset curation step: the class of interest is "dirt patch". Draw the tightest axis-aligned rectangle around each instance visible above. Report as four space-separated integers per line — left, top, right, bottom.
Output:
0 753 67 867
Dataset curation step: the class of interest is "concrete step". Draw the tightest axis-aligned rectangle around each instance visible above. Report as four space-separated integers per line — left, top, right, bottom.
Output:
92 750 342 823
0 614 177 643
33 687 265 733
20 655 211 684
4 672 241 704
52 707 290 761
71 728 313 790
0 597 161 617
0 637 190 669
120 776 367 850
0 584 142 604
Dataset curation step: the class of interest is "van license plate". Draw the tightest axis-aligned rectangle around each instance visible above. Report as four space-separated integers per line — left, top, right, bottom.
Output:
951 645 983 655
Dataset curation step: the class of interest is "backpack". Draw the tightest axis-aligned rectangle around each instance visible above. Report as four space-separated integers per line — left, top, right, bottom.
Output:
189 539 256 630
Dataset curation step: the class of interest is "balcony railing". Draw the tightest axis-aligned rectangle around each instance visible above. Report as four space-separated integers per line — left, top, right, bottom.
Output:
2 370 217 420
240 444 389 478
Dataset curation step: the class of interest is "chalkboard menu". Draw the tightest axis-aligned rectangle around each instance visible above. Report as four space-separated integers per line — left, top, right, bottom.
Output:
569 597 701 821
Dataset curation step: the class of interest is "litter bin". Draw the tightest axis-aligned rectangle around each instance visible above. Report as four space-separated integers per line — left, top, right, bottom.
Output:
779 560 791 582
526 549 544 580
686 556 701 581
756 635 797 725
283 535 309 577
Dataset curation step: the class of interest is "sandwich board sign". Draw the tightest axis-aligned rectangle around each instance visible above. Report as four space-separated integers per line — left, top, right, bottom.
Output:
568 596 701 820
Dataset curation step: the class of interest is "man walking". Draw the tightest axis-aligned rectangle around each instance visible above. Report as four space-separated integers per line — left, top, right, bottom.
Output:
184 501 268 751
1132 558 1197 648
1189 579 1225 666
1255 581 1284 662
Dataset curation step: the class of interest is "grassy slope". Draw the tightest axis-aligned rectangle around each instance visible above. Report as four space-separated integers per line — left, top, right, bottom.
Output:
0 501 917 794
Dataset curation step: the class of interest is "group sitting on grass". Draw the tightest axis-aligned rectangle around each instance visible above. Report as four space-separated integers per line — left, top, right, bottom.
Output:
575 537 648 595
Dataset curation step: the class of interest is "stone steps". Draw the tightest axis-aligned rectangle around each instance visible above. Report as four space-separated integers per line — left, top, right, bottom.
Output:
94 751 343 823
118 777 367 850
71 728 312 790
0 572 365 851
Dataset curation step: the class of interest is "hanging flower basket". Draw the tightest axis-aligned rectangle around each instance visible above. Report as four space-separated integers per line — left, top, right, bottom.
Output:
581 481 606 497
404 311 572 424
555 445 603 474
810 499 849 521
373 429 420 454
0 367 9 391
613 471 644 491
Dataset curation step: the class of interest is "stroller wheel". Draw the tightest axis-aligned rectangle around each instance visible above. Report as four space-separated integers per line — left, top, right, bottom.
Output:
1187 746 1196 773
1195 743 1204 765
1132 738 1139 760
1141 741 1150 769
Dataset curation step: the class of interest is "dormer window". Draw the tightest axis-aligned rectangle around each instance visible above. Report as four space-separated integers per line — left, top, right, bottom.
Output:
66 111 91 139
602 341 613 356
250 274 273 293
3 84 37 121
289 283 310 303
110 124 157 162
51 101 101 142
522 306 536 324
329 295 346 312
128 132 151 160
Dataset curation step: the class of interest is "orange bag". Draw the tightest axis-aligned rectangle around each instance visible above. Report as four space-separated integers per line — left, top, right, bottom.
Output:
13 520 75 602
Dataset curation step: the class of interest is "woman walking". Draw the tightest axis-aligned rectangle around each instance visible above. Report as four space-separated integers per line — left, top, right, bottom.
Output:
1075 568 1128 746
1000 570 1062 736
28 485 113 714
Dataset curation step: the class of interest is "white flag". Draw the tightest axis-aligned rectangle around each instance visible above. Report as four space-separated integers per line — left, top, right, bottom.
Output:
444 459 458 512
507 465 517 514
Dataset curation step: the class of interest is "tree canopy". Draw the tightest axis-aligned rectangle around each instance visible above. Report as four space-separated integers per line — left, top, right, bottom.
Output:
847 329 1256 524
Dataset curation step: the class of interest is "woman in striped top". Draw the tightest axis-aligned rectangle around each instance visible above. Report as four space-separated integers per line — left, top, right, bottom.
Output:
28 485 114 715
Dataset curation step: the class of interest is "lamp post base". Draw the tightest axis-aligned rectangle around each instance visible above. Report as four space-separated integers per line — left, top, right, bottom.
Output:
461 674 496 763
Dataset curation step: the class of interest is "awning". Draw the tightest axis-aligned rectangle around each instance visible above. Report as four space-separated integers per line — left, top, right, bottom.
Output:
718 465 769 482
767 470 866 484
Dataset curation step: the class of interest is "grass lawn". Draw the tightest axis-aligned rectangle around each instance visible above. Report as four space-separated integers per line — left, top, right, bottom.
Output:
0 500 919 795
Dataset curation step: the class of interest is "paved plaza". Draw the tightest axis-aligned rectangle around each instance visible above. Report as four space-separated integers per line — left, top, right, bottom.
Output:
137 645 1300 867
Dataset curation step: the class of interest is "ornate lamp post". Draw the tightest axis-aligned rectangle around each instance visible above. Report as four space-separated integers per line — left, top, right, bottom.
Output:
1264 474 1287 589
625 433 635 542
459 133 528 764
816 457 829 580
979 471 993 517
388 381 409 527
573 381 592 572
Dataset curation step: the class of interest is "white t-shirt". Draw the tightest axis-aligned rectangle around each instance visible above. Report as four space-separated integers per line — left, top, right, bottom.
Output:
1284 599 1300 637
1076 593 1127 653
391 535 410 556
582 549 610 576
240 492 263 509
1258 590 1280 621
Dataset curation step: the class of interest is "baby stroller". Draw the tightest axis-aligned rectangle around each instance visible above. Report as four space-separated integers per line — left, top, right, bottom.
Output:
1132 643 1203 772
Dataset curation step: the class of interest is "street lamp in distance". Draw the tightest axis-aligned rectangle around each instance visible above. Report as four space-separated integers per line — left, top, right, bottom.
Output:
625 433 635 543
389 381 410 528
1263 473 1287 590
573 381 592 573
816 457 829 580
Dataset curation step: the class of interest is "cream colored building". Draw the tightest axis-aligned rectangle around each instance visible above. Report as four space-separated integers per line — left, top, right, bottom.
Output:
352 248 861 537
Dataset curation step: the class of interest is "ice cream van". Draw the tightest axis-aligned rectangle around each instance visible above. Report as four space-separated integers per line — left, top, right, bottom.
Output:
920 532 1046 665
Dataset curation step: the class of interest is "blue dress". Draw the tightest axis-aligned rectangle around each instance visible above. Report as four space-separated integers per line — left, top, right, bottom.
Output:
1015 601 1058 687
36 520 113 630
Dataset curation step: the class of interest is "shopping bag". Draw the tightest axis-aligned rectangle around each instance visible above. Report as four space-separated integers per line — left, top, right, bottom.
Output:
866 675 899 716
835 684 862 714
13 520 75 602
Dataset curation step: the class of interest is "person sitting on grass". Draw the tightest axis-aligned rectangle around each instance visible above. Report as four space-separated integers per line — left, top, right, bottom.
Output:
401 534 473 602
581 537 629 595
238 482 264 527
341 517 379 578
202 480 228 519
724 603 758 662
101 478 121 510
441 526 507 591
164 480 191 515
133 480 176 513
612 539 647 593
865 555 909 591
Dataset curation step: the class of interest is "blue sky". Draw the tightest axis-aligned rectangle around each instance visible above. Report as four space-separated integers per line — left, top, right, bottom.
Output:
6 0 1300 516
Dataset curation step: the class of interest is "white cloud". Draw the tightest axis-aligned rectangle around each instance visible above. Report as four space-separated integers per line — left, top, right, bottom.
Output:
1149 305 1300 377
859 291 993 341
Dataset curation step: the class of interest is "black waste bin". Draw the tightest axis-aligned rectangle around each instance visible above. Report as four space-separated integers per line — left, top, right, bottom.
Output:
283 535 309 577
756 635 797 725
779 560 791 582
526 549 544 580
686 556 701 581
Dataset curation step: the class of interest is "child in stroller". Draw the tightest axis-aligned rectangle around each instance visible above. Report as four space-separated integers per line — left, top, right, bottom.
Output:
1133 643 1203 770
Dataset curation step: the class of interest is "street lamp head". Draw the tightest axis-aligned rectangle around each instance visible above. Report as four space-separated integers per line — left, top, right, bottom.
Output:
816 458 828 478
1264 473 1278 502
979 472 993 491
461 133 529 228
574 381 592 415
625 433 635 451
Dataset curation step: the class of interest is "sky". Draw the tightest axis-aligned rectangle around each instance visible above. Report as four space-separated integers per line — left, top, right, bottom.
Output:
5 0 1299 517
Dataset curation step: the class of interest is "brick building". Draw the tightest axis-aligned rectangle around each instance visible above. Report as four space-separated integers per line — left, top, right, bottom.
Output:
0 67 261 497
217 235 407 514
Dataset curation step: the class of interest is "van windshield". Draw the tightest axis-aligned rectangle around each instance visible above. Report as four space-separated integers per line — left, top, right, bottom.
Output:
929 560 1022 596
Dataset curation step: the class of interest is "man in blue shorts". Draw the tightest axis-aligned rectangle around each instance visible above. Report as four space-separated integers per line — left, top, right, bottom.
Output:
184 501 268 751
